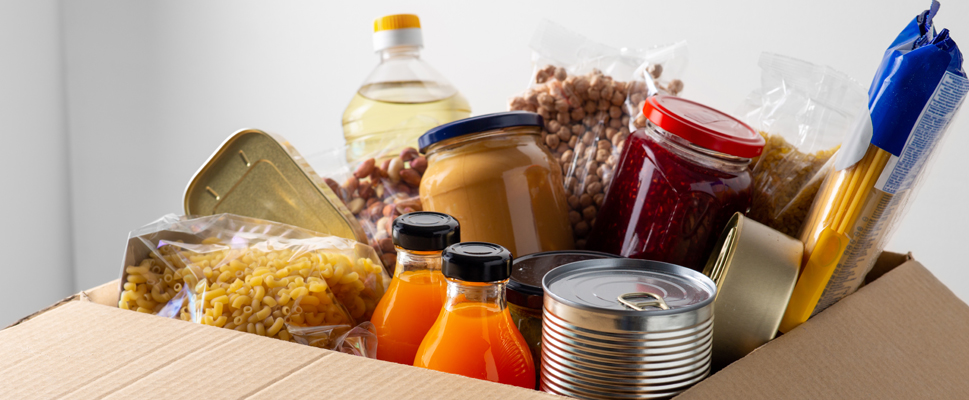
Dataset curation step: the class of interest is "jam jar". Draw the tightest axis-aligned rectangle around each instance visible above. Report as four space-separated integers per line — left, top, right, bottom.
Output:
587 95 764 271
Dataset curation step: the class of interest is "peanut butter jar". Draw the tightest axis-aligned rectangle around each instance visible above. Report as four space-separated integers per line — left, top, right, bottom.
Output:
418 112 574 257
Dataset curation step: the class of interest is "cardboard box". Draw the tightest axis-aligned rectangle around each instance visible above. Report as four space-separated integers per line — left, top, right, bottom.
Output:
3 252 968 399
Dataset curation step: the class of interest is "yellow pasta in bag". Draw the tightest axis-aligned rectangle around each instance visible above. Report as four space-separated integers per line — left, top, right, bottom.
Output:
119 214 387 352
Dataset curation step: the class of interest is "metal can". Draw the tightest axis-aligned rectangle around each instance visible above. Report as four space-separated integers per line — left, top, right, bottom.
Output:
184 129 367 244
541 259 717 399
702 212 800 371
507 251 620 389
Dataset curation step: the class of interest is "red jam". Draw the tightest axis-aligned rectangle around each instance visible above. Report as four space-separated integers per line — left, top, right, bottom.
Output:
587 127 753 271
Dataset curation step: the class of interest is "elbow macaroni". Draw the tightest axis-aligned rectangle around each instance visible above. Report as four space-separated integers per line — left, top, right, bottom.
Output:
119 238 386 345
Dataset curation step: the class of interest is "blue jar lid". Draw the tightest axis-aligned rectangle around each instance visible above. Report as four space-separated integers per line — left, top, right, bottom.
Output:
418 111 544 153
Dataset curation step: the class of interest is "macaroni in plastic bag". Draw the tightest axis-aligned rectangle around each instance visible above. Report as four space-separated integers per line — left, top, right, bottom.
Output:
740 53 868 237
119 214 389 357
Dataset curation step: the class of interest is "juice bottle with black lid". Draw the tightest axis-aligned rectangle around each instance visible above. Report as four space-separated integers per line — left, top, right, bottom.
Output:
370 212 459 364
413 242 535 389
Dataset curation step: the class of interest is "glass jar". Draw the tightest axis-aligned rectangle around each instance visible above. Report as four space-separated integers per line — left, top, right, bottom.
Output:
418 112 574 257
587 95 764 271
414 242 535 389
370 212 460 365
506 250 619 389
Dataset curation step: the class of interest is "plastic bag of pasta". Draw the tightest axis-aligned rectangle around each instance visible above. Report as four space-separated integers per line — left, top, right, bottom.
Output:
740 53 868 237
118 213 389 355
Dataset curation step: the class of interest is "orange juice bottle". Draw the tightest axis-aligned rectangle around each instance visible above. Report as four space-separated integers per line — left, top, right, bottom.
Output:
414 242 535 389
371 212 460 365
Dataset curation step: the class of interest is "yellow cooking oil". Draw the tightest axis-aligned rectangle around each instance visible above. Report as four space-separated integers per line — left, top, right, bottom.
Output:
342 81 470 163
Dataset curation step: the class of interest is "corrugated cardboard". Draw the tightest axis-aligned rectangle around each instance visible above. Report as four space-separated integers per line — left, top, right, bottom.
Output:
678 254 969 399
2 253 967 399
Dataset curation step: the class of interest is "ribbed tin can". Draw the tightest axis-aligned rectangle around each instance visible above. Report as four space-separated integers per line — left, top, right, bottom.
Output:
541 259 717 399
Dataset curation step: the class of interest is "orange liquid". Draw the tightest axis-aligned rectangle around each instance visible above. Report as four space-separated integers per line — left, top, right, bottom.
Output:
414 302 536 389
371 270 447 364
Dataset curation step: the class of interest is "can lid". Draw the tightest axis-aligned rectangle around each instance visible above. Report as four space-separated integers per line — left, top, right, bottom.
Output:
508 250 619 308
392 212 460 251
544 259 716 313
418 111 543 153
442 242 512 282
183 129 369 245
643 95 764 158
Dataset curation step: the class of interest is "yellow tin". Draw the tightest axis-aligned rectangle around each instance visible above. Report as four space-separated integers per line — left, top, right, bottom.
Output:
184 129 367 244
702 212 801 372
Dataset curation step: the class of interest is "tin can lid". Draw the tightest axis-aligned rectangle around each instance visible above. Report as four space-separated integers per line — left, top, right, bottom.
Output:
508 250 619 309
184 129 368 245
543 259 716 314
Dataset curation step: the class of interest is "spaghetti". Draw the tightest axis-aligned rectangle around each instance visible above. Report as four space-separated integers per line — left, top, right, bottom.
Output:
782 2 968 332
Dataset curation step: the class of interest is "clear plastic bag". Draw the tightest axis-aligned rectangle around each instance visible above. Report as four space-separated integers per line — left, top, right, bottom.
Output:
289 321 377 358
507 20 687 248
118 214 389 355
740 53 868 237
303 134 426 272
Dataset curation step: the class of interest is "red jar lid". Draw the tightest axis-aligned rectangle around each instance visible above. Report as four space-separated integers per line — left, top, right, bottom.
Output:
642 95 764 158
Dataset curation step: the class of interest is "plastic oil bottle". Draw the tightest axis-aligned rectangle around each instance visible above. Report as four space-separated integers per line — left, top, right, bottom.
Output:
342 14 471 163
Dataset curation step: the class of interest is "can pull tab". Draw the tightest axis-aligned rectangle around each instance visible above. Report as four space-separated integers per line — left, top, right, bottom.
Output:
618 292 670 311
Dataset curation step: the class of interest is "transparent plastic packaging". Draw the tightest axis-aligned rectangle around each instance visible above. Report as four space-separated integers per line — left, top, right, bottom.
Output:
740 53 868 238
304 136 426 273
507 20 687 248
118 214 390 357
342 42 470 163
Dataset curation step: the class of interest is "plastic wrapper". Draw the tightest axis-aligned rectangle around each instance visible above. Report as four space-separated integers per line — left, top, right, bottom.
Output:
304 134 425 273
118 214 389 357
740 53 868 237
781 1 969 332
507 20 687 248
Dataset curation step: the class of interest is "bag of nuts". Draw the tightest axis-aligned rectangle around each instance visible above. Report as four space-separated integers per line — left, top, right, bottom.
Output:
508 20 687 248
306 136 426 273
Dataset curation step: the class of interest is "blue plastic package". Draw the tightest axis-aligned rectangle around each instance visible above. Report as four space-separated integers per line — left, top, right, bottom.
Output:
785 1 969 330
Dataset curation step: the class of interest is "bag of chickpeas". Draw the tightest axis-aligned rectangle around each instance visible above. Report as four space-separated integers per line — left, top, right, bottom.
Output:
740 53 868 237
508 20 687 248
119 214 389 357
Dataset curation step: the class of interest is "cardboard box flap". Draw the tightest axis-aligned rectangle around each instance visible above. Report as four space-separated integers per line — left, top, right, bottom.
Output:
4 279 119 330
677 259 969 399
0 301 553 400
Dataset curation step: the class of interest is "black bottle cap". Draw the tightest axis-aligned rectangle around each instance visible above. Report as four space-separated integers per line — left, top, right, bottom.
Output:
392 212 460 251
441 242 513 282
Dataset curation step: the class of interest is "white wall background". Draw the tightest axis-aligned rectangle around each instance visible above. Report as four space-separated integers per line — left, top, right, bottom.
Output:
1 0 967 326
0 0 73 327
